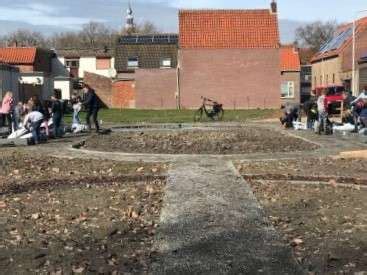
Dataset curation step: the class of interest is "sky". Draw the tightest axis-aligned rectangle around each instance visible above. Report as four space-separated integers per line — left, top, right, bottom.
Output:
0 0 366 41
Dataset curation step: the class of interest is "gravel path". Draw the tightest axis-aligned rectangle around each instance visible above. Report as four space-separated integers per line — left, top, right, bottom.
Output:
152 160 303 274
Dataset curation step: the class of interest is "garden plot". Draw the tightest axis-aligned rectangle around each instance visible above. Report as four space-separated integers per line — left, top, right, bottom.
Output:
83 127 318 155
0 150 166 274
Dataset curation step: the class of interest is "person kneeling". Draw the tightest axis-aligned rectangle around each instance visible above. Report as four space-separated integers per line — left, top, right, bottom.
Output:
24 110 44 145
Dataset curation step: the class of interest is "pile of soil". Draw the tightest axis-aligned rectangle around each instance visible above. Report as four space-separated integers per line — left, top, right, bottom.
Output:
249 180 367 274
83 128 318 155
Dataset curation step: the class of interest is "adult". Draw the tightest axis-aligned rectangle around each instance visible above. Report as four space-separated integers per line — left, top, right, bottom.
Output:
280 103 300 128
12 101 24 131
303 97 318 129
0 91 14 132
51 94 63 138
351 85 367 105
83 84 100 132
24 110 44 144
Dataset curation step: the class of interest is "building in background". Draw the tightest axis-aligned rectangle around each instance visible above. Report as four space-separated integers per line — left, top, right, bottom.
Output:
52 48 116 99
178 2 281 109
311 17 367 94
0 47 54 101
280 45 301 105
0 62 19 102
115 34 179 109
359 54 367 90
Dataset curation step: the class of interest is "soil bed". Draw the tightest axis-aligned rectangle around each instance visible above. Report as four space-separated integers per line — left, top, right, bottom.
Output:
0 149 167 274
83 128 318 155
238 157 367 180
249 180 367 274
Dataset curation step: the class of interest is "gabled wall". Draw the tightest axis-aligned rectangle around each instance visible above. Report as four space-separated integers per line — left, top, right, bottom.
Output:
179 48 281 109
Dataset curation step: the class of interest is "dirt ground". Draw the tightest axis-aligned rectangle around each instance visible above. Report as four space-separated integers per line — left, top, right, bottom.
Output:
0 150 166 274
239 157 367 274
249 180 367 274
238 157 367 182
84 128 318 155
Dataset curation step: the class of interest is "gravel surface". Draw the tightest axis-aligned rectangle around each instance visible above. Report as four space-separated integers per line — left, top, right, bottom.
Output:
84 128 319 155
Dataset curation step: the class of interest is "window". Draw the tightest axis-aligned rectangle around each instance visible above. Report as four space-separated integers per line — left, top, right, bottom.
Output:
96 58 111 70
127 57 139 69
160 58 172 68
333 74 335 84
281 81 295 98
314 76 317 86
65 59 79 68
326 74 329 84
320 75 323 85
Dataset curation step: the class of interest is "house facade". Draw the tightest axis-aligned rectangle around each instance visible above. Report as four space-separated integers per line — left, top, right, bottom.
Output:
178 4 281 109
359 55 367 90
0 63 19 102
311 17 367 95
0 47 54 101
280 45 301 105
53 48 116 79
114 34 179 109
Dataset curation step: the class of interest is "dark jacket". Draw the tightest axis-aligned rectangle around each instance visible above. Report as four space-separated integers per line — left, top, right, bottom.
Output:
83 89 99 110
52 100 63 117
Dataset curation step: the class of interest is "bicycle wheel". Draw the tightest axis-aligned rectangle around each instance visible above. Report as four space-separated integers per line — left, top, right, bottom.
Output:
194 108 204 122
213 108 224 121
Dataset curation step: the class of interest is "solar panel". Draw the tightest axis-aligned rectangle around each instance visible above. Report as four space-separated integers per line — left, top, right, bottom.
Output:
319 27 353 53
118 34 178 45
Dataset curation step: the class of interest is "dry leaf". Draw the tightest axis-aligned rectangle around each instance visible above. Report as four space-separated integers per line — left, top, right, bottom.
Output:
0 201 7 209
136 167 144 172
291 238 304 246
72 266 85 273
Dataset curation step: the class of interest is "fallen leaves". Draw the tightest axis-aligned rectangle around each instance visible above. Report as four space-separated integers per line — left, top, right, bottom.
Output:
0 201 6 209
291 238 304 247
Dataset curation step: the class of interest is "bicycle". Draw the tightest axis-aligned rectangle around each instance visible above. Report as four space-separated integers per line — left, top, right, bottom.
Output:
194 97 224 122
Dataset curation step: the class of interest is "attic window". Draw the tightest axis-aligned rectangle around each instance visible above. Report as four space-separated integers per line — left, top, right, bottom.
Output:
160 58 172 68
127 57 139 69
65 59 79 68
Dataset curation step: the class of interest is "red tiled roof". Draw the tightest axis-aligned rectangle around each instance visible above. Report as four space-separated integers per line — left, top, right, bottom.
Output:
179 9 280 49
280 45 300 71
312 17 367 63
0 47 37 64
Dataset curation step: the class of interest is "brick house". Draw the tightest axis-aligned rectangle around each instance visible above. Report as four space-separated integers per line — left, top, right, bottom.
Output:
311 17 367 95
0 47 54 101
178 3 281 109
53 48 116 79
115 34 179 109
280 45 301 105
359 54 367 89
0 62 20 101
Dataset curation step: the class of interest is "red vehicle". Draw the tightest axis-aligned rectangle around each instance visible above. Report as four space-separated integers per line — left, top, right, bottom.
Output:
313 85 345 114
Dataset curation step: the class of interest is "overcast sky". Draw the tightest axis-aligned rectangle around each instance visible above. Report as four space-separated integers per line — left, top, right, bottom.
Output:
0 0 366 38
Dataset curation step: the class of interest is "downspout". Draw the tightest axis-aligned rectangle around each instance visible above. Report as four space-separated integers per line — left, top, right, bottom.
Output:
176 48 181 110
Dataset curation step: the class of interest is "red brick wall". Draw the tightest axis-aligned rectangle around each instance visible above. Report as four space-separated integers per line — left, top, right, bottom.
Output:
179 49 281 109
84 72 112 107
135 69 177 109
342 27 367 72
280 71 301 105
112 80 136 109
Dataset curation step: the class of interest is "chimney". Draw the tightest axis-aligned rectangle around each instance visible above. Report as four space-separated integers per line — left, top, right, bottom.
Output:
271 0 277 13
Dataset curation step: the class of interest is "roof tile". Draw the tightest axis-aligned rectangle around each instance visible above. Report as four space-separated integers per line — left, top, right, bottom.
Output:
179 9 280 49
0 47 37 64
280 46 300 71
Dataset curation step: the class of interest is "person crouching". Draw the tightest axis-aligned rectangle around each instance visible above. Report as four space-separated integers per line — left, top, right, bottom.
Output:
24 110 44 144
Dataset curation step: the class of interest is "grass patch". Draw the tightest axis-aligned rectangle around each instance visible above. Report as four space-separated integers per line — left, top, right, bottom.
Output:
64 109 280 125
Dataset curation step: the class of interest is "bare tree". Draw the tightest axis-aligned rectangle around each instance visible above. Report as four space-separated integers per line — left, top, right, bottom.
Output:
295 21 338 52
121 20 160 35
0 29 48 47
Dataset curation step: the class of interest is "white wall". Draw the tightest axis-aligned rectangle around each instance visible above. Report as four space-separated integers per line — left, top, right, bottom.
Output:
0 67 19 102
54 79 72 100
79 57 117 78
20 75 54 100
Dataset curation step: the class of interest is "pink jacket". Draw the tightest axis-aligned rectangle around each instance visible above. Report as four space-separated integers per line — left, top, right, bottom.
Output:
0 95 14 114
